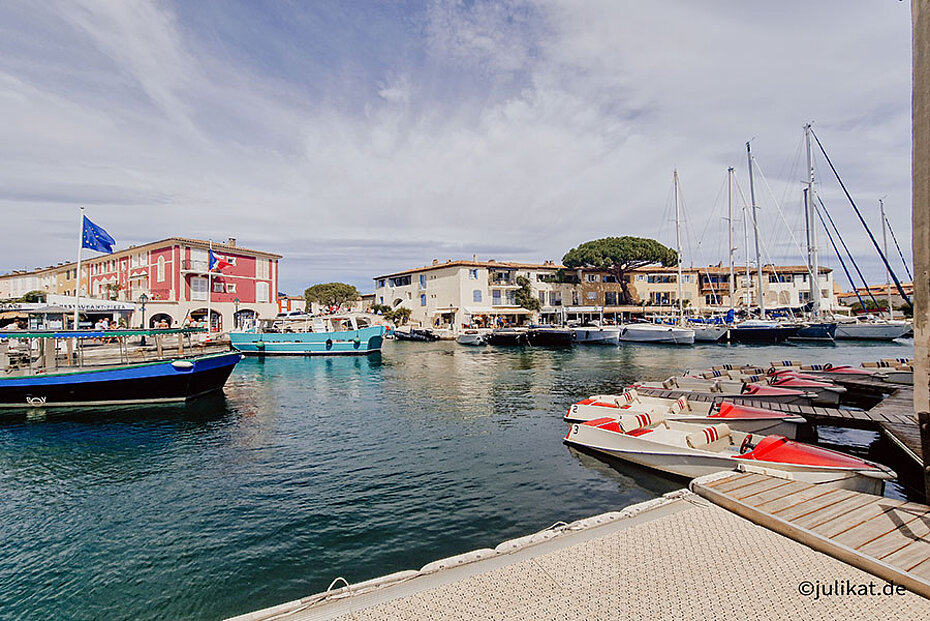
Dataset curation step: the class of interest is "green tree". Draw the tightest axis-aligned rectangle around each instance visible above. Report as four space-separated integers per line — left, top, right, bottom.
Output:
515 276 541 312
304 282 360 310
20 290 46 303
562 237 678 305
388 307 411 324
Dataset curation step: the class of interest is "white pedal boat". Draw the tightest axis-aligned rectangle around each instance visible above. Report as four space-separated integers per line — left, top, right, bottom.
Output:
633 378 815 406
564 414 895 494
564 390 805 438
639 374 845 407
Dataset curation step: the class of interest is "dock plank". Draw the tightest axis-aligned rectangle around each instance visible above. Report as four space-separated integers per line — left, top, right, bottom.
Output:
806 499 906 538
754 485 843 514
770 489 859 521
709 473 766 493
705 472 756 490
883 538 930 572
739 479 811 506
832 505 930 550
728 477 797 500
791 495 885 531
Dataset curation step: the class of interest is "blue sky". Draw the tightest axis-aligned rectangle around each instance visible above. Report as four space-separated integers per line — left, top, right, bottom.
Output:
0 0 914 294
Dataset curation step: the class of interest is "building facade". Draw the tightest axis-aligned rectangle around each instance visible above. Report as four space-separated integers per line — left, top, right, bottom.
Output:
1 237 282 330
374 259 839 330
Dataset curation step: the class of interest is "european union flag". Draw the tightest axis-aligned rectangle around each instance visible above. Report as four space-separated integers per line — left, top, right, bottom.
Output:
82 216 116 253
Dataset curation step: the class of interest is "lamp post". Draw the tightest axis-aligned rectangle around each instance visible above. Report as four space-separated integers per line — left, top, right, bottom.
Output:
233 297 240 329
139 293 148 346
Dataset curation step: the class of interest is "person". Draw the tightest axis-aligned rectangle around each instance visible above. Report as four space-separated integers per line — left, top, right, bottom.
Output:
156 318 169 329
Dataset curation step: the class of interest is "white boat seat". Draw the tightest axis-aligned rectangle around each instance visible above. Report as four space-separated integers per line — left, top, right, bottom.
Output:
616 411 666 433
770 360 802 368
685 423 731 450
667 396 691 415
661 377 679 389
614 389 641 405
702 370 724 379
712 364 734 371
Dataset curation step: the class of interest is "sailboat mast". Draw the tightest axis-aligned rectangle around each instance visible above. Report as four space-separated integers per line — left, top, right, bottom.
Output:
675 170 684 323
805 124 821 317
728 167 735 313
746 142 765 317
880 198 891 317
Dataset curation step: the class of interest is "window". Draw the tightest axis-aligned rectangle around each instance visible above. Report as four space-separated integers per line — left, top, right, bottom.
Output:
225 256 237 266
571 290 579 305
506 290 516 305
682 274 693 283
605 291 618 305
647 274 676 283
213 280 225 293
551 291 562 306
473 290 482 303
586 291 597 300
389 275 411 287
419 274 427 289
799 291 811 304
157 257 166 282
637 274 645 281
538 291 546 305
768 274 791 283
492 290 502 305
256 281 270 303
705 294 723 306
420 294 426 306
602 275 618 283
377 279 385 288
379 296 384 304
191 277 208 301
255 258 270 279
468 269 478 280
586 274 598 282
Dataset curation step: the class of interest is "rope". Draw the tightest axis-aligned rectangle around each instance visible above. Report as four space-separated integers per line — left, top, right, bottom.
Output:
818 197 882 311
810 128 912 310
884 215 913 281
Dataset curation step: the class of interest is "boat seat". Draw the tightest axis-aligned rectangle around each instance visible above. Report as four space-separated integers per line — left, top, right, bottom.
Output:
614 389 641 405
668 396 691 415
685 423 731 450
770 360 802 368
712 364 734 371
702 370 724 379
617 411 666 433
661 377 679 389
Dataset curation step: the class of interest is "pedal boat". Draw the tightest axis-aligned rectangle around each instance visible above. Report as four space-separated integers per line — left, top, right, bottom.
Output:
564 390 805 438
633 378 816 406
564 414 895 494
643 373 845 407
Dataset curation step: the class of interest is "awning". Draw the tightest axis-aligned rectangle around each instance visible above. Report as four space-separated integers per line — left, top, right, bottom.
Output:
0 311 28 320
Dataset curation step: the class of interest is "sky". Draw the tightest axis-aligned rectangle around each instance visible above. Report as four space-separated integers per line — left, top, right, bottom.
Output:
0 0 915 294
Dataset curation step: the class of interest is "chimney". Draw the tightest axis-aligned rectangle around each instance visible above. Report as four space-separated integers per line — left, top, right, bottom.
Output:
227 237 236 247
432 259 439 266
473 254 477 262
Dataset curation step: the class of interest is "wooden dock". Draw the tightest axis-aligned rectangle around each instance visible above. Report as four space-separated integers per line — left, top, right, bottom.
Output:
693 471 930 598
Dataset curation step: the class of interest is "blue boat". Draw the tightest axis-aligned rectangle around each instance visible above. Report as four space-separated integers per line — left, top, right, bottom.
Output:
0 328 241 408
229 314 385 355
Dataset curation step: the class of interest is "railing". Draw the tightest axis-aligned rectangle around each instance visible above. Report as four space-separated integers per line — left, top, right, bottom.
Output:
182 260 210 272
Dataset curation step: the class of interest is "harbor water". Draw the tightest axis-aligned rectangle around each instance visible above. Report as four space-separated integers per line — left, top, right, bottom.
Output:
0 339 915 620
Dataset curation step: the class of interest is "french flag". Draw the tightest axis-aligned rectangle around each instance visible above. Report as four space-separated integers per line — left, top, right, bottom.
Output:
209 249 232 272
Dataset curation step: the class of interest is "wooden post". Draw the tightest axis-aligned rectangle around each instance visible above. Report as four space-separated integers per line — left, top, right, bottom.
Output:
155 334 163 359
177 332 184 356
913 0 930 497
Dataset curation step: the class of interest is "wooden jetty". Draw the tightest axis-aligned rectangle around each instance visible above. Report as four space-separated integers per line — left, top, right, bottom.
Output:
693 471 930 599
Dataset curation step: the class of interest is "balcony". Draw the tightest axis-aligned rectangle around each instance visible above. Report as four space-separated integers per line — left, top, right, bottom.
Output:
181 259 210 274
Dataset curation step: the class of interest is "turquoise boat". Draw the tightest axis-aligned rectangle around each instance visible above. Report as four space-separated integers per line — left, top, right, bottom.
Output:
229 314 385 355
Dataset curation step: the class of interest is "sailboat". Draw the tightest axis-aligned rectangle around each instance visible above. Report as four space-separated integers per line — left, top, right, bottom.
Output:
619 171 695 345
728 143 800 344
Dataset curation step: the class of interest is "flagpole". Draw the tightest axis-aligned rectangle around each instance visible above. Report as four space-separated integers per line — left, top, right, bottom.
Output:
207 240 213 333
74 206 84 329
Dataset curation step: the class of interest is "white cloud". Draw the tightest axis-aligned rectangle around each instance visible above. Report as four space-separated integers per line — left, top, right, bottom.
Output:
0 1 914 292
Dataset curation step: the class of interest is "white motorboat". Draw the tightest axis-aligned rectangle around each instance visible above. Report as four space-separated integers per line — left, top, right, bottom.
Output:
571 324 621 345
618 323 695 345
456 329 490 346
564 415 895 494
564 390 805 438
834 319 911 341
689 324 729 342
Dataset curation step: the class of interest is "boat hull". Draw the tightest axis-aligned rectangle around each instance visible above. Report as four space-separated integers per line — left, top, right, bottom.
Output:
230 325 385 355
791 322 837 341
691 325 728 342
619 325 695 345
729 324 801 344
0 352 242 408
834 323 911 340
527 328 573 347
487 329 528 346
456 331 488 346
571 328 621 345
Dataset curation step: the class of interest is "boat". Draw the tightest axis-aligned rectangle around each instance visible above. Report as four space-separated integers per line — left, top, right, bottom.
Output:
393 327 440 342
791 321 837 341
564 415 894 493
690 324 729 342
456 329 490 346
633 378 815 406
618 323 695 345
833 319 911 341
640 372 845 407
229 314 385 355
570 324 621 345
0 327 241 407
728 319 801 344
526 326 573 347
564 390 805 438
487 327 528 346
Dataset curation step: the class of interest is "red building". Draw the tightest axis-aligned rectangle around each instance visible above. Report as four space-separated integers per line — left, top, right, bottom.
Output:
82 237 282 330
